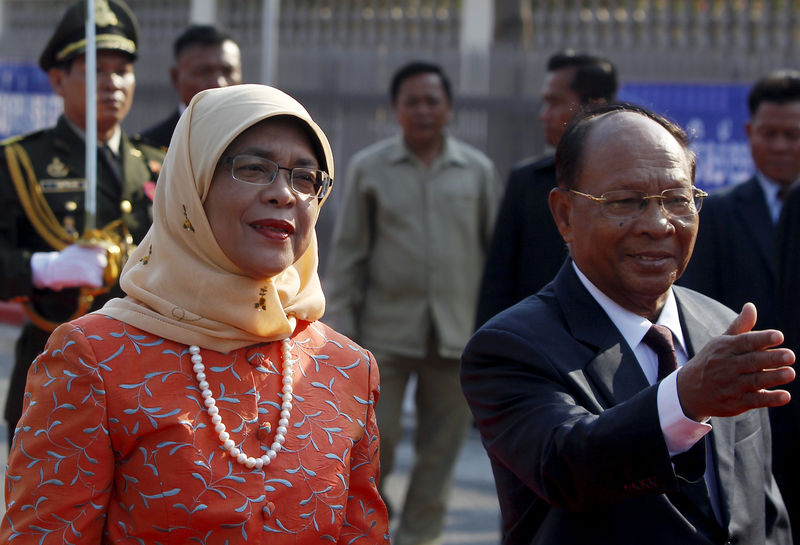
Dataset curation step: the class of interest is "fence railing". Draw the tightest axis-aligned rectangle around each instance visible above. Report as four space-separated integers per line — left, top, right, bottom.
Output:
2 0 798 266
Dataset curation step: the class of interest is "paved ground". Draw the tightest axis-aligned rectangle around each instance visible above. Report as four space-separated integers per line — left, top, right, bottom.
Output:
0 322 14 518
0 320 501 543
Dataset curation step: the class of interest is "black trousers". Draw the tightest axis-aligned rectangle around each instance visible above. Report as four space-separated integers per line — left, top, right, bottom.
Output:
5 323 49 447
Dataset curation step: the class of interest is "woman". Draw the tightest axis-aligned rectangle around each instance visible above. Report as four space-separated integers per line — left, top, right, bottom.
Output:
1 84 389 544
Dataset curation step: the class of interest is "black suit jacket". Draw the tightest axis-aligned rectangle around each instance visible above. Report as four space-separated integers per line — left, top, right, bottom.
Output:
461 262 790 544
474 154 567 329
774 183 800 544
139 110 181 150
678 176 778 330
777 181 800 354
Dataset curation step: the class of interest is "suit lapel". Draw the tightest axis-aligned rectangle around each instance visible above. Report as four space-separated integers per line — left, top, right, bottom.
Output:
675 289 734 527
554 263 650 407
733 177 776 278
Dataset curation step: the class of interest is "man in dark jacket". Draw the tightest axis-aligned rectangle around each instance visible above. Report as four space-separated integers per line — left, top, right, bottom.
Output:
474 50 618 328
463 103 793 545
140 24 241 149
679 70 800 542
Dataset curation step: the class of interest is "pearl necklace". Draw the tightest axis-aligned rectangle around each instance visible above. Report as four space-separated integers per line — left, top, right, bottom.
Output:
189 339 295 469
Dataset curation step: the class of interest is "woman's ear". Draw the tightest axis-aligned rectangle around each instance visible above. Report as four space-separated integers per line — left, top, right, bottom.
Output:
549 187 573 245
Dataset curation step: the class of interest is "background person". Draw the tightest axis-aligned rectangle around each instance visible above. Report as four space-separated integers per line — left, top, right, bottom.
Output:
679 69 800 331
461 103 794 544
474 50 618 328
0 0 164 447
678 70 800 540
0 83 389 544
774 179 800 545
324 60 502 545
140 24 242 149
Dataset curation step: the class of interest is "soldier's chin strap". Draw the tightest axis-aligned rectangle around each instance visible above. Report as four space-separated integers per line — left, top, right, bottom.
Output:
4 143 135 332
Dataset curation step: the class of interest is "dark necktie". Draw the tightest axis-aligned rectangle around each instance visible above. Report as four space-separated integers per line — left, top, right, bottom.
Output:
643 324 677 380
99 144 123 190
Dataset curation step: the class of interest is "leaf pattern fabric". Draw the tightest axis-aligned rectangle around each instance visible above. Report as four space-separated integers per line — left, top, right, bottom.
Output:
0 313 389 544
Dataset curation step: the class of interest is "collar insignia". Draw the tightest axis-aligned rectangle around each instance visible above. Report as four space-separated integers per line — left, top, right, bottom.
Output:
46 157 69 178
95 0 119 27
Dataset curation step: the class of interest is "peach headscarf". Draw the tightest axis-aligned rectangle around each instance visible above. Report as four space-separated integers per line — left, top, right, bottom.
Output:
102 84 334 352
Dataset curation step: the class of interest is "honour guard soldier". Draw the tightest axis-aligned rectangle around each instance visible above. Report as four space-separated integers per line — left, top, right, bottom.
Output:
0 0 164 446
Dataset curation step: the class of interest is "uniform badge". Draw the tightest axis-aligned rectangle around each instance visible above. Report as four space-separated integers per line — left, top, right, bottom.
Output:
46 157 69 178
40 178 86 193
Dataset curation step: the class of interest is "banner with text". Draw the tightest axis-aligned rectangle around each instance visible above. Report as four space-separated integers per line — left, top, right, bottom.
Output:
0 62 61 140
619 82 752 192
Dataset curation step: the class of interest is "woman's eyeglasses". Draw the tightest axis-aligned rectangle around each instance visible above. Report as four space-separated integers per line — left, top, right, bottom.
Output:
223 154 332 200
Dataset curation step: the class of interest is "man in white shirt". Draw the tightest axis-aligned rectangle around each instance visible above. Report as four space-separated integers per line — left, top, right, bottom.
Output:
461 103 794 544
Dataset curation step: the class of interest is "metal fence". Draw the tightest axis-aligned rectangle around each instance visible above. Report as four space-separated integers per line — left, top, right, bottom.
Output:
3 0 800 267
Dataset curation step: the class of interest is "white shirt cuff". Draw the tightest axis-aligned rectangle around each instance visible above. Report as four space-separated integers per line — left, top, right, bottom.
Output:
657 369 711 457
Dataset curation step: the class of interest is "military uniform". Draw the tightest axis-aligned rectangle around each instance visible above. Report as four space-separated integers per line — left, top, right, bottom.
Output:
0 0 164 444
0 117 163 441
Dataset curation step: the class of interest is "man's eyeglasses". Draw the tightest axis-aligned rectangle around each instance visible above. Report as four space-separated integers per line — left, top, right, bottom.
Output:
568 187 708 220
223 154 332 200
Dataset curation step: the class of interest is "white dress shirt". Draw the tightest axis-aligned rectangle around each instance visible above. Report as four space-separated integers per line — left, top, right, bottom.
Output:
572 262 710 455
756 171 794 224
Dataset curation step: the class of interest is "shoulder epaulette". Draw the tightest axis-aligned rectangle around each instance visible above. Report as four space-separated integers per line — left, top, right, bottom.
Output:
0 128 48 148
130 133 167 154
0 134 25 146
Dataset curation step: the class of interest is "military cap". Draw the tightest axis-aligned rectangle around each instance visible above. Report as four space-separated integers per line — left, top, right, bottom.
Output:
39 0 139 71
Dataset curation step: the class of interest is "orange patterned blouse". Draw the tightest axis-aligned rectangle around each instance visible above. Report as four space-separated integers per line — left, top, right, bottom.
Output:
0 313 389 544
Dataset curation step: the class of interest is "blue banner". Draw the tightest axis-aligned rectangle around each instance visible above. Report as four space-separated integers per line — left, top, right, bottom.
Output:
0 62 61 140
619 82 753 192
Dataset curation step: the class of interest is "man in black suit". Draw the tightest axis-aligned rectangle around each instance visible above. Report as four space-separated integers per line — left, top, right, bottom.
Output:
678 70 800 541
461 103 794 544
679 70 800 331
474 51 617 328
140 24 241 148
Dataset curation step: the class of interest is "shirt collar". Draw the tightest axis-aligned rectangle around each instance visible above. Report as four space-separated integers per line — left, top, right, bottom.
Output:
387 132 468 168
572 261 687 355
756 171 795 223
63 117 123 155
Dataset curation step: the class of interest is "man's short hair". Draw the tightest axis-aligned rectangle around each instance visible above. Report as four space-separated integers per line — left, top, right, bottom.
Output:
174 24 236 59
747 69 800 115
555 102 695 189
547 50 618 104
390 61 452 104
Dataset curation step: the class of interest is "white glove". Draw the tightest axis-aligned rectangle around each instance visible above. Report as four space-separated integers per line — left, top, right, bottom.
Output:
31 244 108 291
